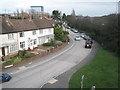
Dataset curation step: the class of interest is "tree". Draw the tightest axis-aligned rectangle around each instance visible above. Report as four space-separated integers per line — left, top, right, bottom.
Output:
62 13 67 21
20 9 29 19
52 10 61 20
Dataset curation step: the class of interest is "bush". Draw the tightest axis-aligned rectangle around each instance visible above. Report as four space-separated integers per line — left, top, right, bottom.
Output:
22 55 31 60
3 60 13 66
18 50 27 57
13 57 21 63
42 40 57 47
63 31 69 35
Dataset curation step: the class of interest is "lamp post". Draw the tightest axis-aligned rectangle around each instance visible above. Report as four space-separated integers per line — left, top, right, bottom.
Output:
81 75 84 90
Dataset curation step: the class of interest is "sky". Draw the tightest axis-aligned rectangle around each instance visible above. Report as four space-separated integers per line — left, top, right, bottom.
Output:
0 0 119 16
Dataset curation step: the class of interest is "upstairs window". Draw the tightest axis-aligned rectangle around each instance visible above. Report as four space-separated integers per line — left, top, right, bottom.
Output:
39 30 43 34
19 32 24 37
8 33 14 39
49 29 52 33
32 31 36 35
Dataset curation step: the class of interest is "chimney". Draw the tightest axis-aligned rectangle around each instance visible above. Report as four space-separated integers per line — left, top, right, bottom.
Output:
29 14 32 21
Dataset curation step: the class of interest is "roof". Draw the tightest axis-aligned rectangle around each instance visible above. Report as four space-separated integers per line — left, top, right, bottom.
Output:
0 18 16 34
0 17 54 34
33 17 53 29
10 19 38 32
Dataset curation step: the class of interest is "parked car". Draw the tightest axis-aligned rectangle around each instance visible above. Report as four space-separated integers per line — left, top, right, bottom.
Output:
80 33 88 40
65 25 71 29
85 40 92 48
75 35 81 41
0 73 12 83
71 28 78 33
80 33 86 38
86 38 93 44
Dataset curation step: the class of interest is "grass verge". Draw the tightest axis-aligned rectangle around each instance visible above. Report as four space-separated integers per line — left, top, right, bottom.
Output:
69 48 118 88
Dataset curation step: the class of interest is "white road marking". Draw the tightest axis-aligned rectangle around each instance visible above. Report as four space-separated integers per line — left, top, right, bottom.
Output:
29 62 32 64
48 78 58 84
18 66 26 70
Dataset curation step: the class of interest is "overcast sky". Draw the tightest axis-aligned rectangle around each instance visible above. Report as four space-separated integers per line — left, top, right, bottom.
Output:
0 0 119 16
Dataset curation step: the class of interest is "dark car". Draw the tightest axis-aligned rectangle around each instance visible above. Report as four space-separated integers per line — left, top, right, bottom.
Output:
86 38 93 44
0 73 12 83
85 41 92 48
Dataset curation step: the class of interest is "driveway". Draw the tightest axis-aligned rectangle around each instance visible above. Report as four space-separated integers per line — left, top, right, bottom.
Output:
1 29 96 88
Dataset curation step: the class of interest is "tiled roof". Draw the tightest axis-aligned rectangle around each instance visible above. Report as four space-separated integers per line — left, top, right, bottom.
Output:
1 17 54 34
10 19 38 32
0 18 16 34
33 17 53 29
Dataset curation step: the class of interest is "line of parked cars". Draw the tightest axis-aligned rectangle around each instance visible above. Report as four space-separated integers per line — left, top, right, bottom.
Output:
64 25 78 33
64 25 93 48
76 33 93 48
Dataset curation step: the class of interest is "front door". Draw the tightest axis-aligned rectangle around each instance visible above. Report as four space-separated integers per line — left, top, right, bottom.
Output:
2 47 5 56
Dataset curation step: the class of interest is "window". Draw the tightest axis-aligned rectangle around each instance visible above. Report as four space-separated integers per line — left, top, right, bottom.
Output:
49 29 52 33
8 33 14 39
19 32 24 37
9 44 18 53
39 30 43 34
32 31 36 35
20 41 25 48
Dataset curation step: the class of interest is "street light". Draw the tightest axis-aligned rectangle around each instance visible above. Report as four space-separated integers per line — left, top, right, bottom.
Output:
81 75 84 90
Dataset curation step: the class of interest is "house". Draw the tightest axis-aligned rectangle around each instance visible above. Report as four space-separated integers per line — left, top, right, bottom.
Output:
0 17 19 57
0 15 54 58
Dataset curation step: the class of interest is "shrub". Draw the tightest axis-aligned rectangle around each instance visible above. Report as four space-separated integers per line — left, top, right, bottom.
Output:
42 43 52 46
22 55 31 60
18 50 27 57
63 31 69 35
42 40 57 47
13 57 21 63
3 60 13 66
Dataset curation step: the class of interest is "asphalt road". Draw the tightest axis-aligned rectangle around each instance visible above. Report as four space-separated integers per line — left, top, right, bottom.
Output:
1 29 94 88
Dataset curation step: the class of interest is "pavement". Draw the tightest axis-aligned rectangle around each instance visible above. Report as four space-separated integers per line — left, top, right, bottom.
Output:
1 29 100 89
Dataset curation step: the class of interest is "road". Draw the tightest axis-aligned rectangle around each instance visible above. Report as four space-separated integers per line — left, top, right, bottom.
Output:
1 29 92 88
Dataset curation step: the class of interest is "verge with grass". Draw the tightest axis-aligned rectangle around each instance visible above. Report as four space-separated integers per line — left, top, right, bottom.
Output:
69 48 118 88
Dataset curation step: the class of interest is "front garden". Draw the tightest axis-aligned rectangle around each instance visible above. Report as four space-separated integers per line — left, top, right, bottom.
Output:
2 39 68 68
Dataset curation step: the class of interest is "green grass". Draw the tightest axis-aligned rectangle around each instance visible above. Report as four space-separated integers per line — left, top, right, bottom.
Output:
69 48 118 88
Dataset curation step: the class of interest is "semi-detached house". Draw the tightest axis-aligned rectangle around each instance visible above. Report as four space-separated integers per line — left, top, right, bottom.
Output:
0 16 54 58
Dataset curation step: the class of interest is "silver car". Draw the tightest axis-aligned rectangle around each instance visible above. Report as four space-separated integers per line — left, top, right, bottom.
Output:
75 35 81 41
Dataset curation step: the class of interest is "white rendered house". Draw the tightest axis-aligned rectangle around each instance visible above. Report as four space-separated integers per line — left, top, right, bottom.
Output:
0 16 54 58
